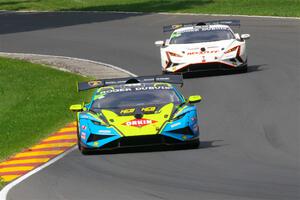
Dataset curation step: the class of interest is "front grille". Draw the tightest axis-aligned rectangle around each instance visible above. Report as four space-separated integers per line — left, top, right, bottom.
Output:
177 62 230 72
168 126 194 135
120 135 163 146
87 134 113 143
101 135 171 149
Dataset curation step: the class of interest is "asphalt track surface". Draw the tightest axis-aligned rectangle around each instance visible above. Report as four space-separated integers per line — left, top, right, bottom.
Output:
1 12 299 200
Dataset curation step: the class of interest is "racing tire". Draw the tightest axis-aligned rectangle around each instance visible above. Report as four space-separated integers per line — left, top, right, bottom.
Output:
240 65 248 73
238 62 248 73
78 141 90 155
77 135 90 155
80 147 90 155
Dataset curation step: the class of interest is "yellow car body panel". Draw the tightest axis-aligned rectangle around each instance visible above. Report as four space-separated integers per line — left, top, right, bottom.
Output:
101 103 174 136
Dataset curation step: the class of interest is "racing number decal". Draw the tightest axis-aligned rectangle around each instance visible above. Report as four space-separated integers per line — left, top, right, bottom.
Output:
120 107 156 115
141 106 156 113
120 108 135 114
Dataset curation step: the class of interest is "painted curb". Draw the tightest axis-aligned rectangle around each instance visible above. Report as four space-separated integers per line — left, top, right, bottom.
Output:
0 122 77 182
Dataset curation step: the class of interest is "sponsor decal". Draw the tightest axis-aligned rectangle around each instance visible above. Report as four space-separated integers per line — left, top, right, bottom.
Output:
187 50 219 55
170 32 182 39
81 125 87 130
98 86 172 95
81 132 86 140
141 106 156 112
88 80 102 87
93 141 99 147
120 108 135 114
98 130 111 134
135 86 172 91
193 124 199 132
171 122 181 128
172 24 183 29
179 26 229 33
123 118 157 127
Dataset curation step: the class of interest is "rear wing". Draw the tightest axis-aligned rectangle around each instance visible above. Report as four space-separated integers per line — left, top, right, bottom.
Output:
163 19 240 32
77 74 183 91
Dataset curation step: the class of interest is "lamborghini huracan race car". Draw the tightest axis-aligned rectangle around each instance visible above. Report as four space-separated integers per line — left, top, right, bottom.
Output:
70 75 202 154
155 20 250 74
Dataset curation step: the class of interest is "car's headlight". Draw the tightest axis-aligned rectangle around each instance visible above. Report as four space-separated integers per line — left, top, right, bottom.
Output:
167 51 182 57
172 113 185 121
91 120 102 125
224 46 240 54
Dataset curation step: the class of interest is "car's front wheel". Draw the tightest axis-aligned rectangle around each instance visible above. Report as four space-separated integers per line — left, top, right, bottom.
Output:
77 135 90 155
162 70 168 75
78 141 90 155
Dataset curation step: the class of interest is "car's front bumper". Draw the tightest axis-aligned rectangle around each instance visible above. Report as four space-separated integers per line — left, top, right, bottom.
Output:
166 62 247 73
80 134 199 151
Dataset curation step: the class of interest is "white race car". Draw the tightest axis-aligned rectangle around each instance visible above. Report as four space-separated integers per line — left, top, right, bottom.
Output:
155 20 250 74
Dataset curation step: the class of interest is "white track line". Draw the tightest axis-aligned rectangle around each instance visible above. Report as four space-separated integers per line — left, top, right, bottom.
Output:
0 10 299 20
0 53 136 200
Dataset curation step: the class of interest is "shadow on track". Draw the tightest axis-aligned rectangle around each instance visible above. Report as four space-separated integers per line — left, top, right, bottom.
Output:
63 0 213 13
82 140 224 155
0 11 144 34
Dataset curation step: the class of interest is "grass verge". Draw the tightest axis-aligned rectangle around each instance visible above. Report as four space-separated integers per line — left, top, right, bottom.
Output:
0 0 299 17
0 178 5 189
0 57 91 162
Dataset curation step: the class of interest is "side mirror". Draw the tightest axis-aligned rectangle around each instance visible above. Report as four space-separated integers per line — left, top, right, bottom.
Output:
241 34 250 40
69 104 84 112
155 40 164 47
188 95 202 104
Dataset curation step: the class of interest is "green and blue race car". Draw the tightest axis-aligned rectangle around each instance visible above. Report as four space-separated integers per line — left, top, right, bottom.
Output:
70 75 202 154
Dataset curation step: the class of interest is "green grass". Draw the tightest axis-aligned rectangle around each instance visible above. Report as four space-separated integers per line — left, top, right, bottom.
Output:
0 57 91 162
0 0 299 17
0 178 5 189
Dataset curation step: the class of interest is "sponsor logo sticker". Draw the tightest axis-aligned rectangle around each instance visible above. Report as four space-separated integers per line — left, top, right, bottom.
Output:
141 106 156 112
120 108 135 114
93 141 99 147
88 80 102 87
81 132 86 140
123 118 157 127
171 122 181 128
98 130 111 134
193 124 199 132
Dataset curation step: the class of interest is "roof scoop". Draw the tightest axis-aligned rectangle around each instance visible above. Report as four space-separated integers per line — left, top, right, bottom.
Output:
126 78 140 84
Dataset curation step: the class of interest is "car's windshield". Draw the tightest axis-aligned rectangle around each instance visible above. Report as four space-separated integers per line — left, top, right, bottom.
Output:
170 27 234 44
91 85 181 111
